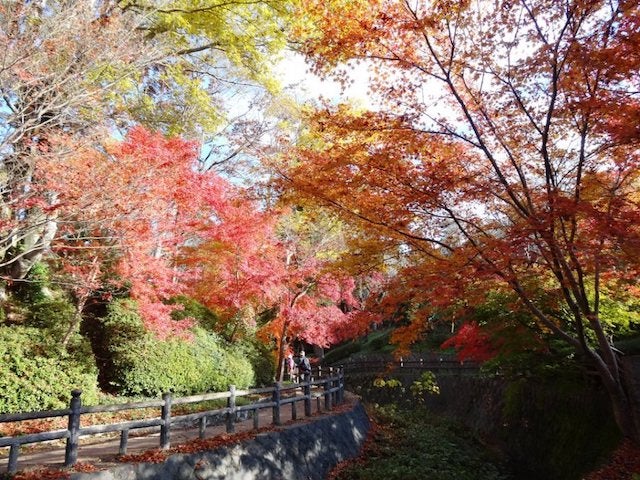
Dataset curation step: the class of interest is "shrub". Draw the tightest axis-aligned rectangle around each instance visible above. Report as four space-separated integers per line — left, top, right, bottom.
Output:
410 371 441 400
102 300 256 397
169 295 221 331
13 262 51 305
26 297 76 341
0 327 99 414
234 339 275 386
330 404 513 480
323 341 362 364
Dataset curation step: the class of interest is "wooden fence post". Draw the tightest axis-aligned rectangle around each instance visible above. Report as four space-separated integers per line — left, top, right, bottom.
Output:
8 444 19 474
329 367 338 405
272 382 281 426
119 430 129 456
226 385 236 433
304 379 312 416
323 378 332 411
253 407 260 429
64 389 82 467
338 366 345 403
199 417 208 439
160 392 172 449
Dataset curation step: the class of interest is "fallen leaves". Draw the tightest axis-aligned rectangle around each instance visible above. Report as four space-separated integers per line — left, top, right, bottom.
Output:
583 440 640 480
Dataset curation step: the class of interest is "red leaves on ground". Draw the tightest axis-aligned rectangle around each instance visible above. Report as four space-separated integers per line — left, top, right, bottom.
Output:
326 408 383 480
117 449 170 464
9 462 99 480
0 418 66 437
10 469 70 480
583 440 640 480
116 433 262 463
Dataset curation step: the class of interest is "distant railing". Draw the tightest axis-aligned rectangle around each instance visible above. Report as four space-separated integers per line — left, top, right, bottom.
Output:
338 358 479 377
0 367 344 474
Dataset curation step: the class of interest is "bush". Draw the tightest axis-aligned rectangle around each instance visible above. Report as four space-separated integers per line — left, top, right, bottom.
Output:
323 341 362 365
27 297 76 340
235 339 275 386
13 262 51 305
169 295 221 331
330 404 513 480
0 327 99 414
102 300 256 397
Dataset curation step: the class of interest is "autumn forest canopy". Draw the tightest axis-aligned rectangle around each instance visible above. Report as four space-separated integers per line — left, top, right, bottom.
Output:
0 0 639 443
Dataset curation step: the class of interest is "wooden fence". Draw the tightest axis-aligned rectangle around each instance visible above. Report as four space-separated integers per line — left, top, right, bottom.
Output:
0 367 344 474
338 358 479 377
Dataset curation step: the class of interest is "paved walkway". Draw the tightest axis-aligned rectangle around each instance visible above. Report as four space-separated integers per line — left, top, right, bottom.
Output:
0 391 335 475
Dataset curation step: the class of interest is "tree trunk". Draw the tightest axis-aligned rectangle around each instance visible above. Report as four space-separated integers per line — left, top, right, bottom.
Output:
592 355 640 443
6 217 58 280
276 321 290 382
61 295 88 348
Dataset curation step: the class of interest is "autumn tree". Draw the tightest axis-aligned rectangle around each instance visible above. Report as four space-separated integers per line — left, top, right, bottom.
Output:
0 0 297 294
182 189 284 341
185 202 377 381
264 208 373 380
36 127 244 339
0 2 159 288
282 0 640 440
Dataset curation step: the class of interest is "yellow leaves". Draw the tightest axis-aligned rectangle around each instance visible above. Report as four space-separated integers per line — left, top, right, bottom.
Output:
154 0 291 83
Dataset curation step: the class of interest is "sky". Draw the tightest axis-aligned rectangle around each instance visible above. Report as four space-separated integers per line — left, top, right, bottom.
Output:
274 52 373 107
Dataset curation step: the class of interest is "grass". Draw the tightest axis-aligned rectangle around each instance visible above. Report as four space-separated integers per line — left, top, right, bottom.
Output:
329 403 514 480
323 323 459 366
323 329 397 365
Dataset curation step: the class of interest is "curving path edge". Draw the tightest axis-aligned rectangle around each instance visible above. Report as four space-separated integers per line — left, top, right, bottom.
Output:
69 398 370 480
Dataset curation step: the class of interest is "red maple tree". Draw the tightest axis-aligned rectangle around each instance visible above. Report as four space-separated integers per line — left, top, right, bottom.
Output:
283 0 640 441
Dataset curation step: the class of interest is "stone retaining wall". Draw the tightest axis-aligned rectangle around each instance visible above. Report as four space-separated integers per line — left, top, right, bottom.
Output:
70 401 370 480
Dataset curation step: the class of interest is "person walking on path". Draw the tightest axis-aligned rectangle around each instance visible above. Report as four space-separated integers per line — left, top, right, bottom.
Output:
297 350 311 383
286 353 297 382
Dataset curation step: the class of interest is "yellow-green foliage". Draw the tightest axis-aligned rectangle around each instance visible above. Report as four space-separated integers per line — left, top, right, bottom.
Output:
410 371 440 400
147 0 290 88
0 327 100 414
102 300 256 397
373 377 402 389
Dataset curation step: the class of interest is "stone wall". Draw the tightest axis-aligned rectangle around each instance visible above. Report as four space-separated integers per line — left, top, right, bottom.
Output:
70 401 370 480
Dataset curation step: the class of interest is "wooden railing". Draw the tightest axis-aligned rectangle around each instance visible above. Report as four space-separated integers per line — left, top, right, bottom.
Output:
0 367 344 474
338 358 479 376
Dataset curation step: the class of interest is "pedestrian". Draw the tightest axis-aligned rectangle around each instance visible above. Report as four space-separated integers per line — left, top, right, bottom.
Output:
298 350 311 382
286 353 297 383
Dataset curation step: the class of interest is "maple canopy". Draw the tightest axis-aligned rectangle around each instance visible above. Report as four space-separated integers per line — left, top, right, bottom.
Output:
37 127 229 337
184 203 378 380
0 0 297 287
282 0 640 439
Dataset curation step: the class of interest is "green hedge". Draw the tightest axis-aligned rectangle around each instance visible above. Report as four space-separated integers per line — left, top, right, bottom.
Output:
102 300 256 397
0 327 99 414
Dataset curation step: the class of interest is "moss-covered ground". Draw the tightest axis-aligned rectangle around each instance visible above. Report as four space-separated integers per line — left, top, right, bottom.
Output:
329 404 514 480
